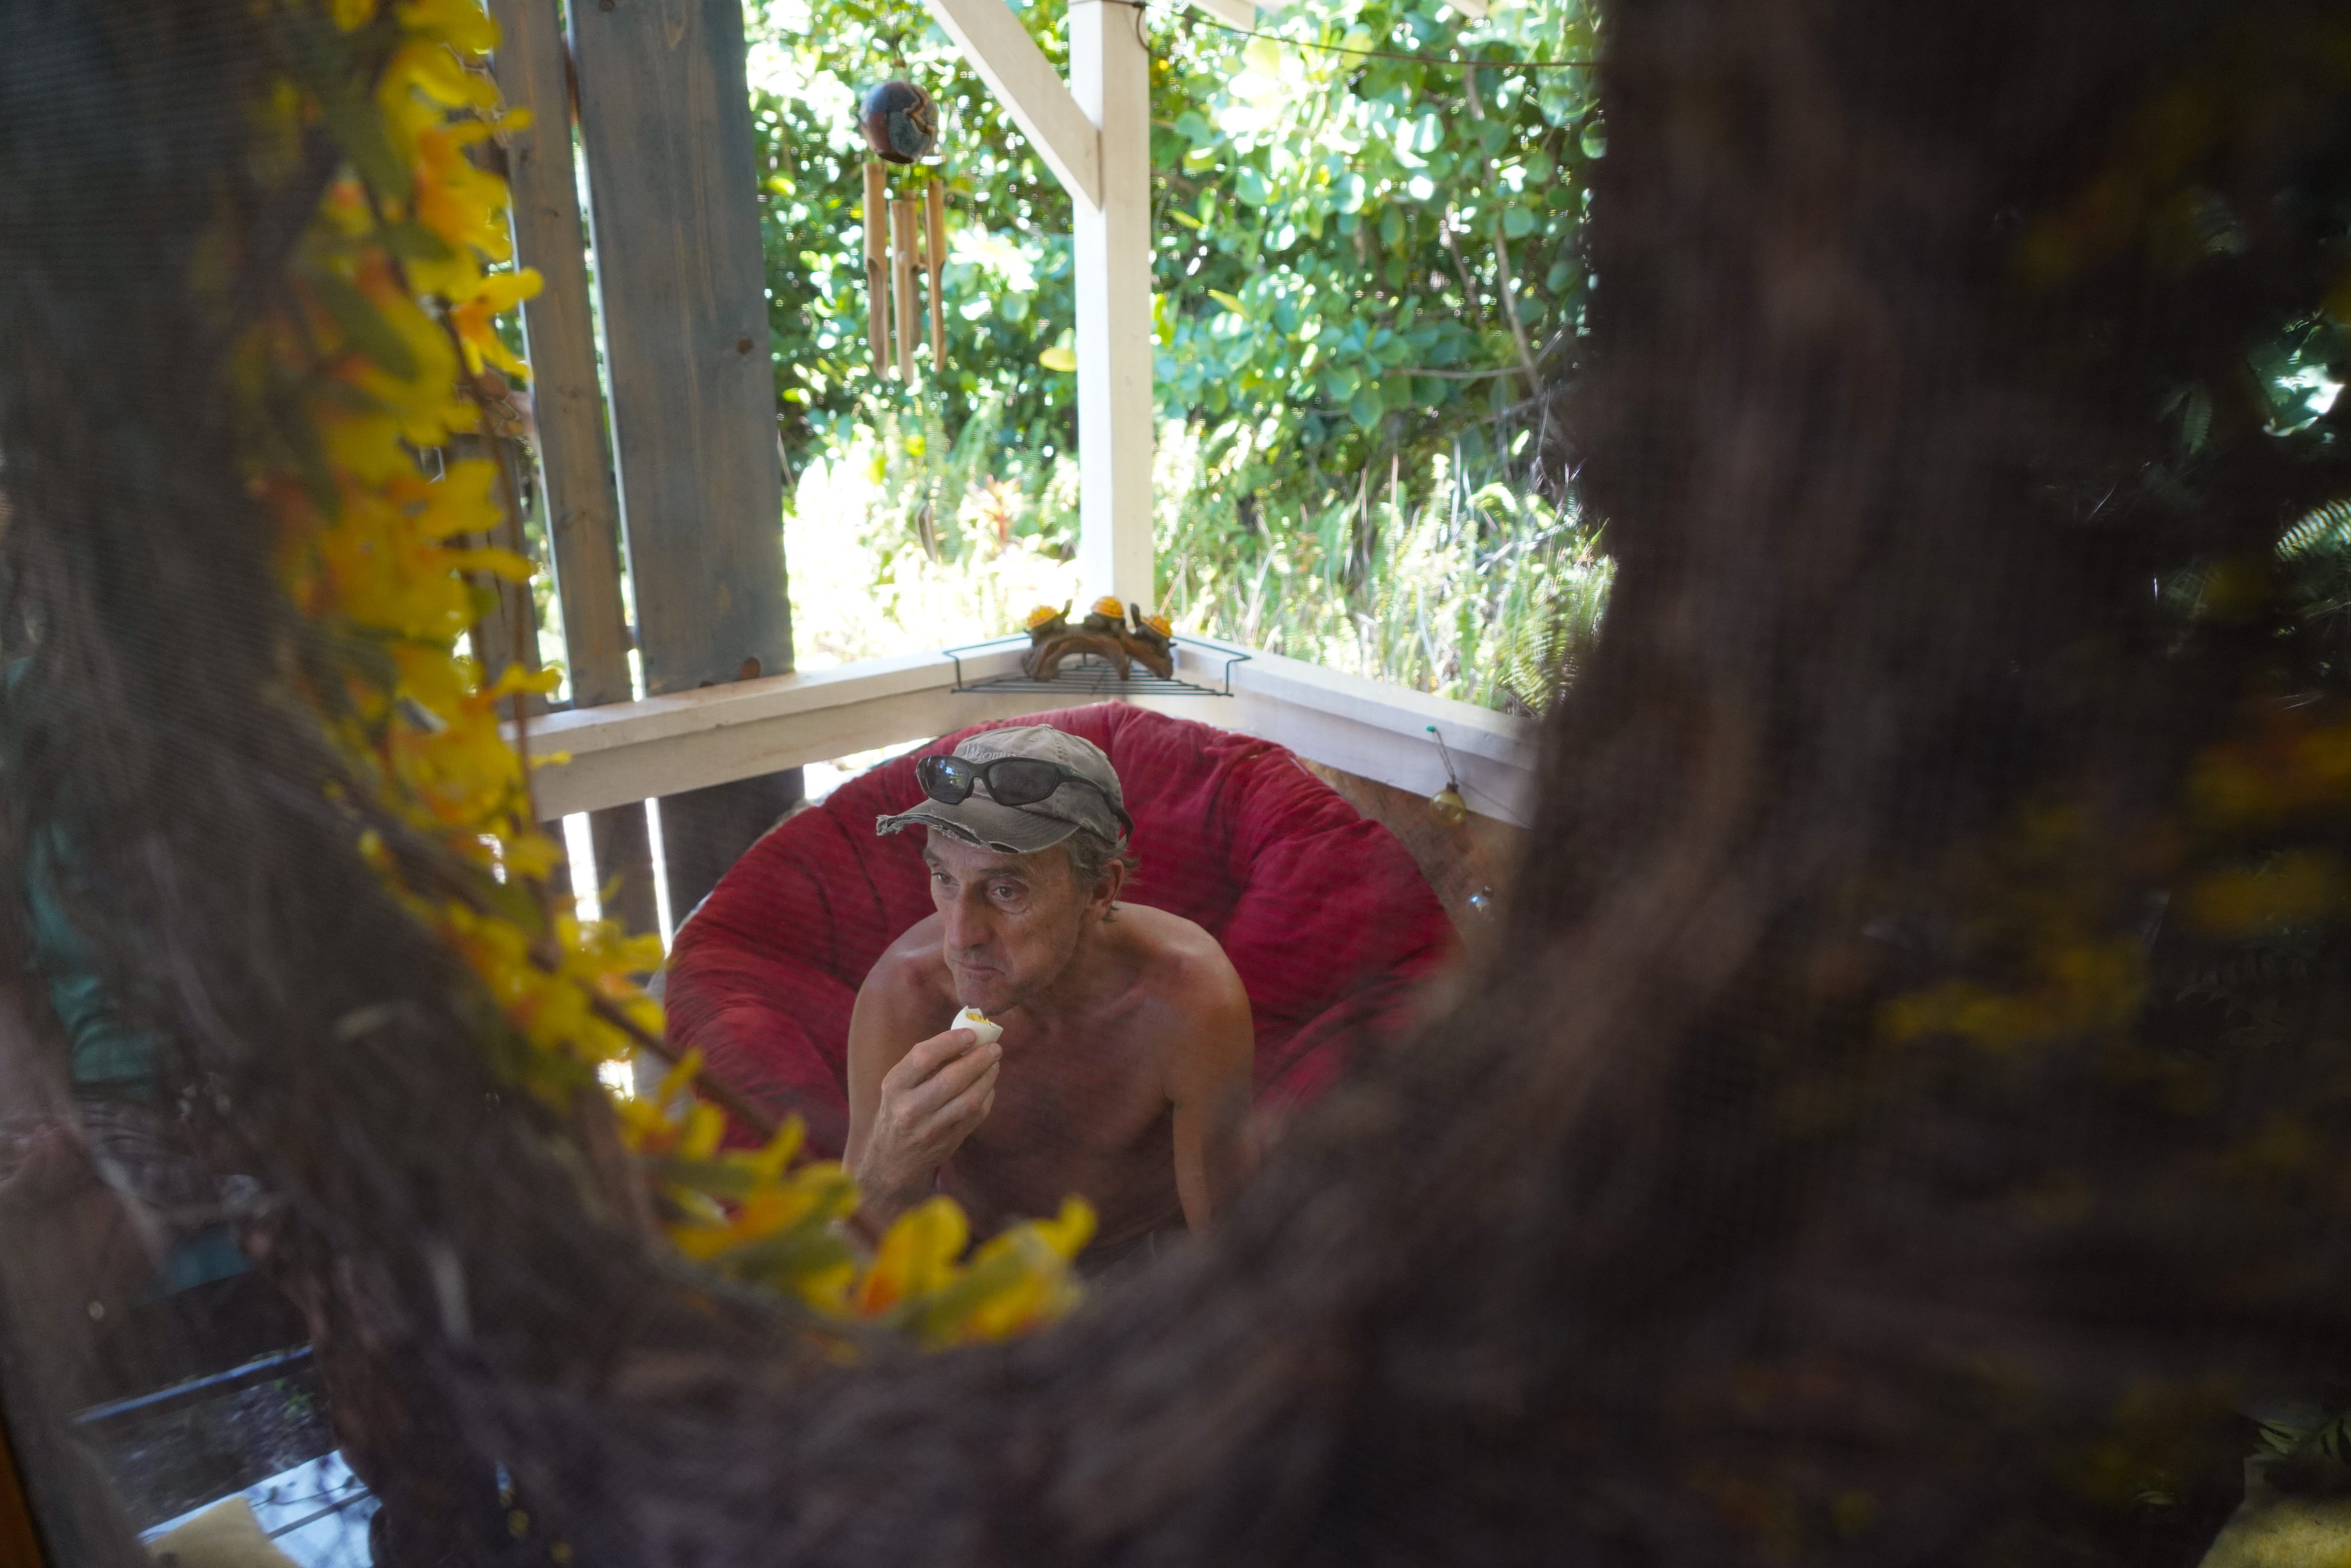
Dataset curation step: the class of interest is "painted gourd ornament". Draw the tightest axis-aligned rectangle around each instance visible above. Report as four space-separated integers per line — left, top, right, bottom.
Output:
860 80 938 165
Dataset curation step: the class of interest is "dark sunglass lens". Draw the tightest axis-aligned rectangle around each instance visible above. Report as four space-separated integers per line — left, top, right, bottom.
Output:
985 759 1064 806
917 755 970 801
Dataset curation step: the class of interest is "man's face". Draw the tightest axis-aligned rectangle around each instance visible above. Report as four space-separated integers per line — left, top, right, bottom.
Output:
924 832 1097 1013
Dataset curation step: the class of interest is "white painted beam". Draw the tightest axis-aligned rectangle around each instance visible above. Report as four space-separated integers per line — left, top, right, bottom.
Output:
513 638 1541 827
921 0 1102 208
1189 0 1256 30
1069 0 1158 611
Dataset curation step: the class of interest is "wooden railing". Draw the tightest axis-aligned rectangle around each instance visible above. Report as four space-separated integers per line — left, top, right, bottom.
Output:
521 638 1541 828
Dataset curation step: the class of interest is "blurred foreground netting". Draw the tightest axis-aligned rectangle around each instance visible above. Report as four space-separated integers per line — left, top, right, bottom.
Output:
5 0 2351 1563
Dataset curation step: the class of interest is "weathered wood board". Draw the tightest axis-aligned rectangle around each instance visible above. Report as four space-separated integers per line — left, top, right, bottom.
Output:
566 0 800 918
489 0 658 938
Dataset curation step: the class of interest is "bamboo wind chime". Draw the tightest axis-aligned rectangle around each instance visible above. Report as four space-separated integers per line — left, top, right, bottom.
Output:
858 78 946 384
863 167 947 382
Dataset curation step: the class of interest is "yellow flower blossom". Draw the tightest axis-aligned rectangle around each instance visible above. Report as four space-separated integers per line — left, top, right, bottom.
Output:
858 1198 970 1314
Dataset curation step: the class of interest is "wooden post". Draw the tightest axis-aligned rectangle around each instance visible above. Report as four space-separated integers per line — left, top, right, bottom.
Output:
922 0 1155 606
1069 0 1157 612
890 196 918 384
925 178 947 370
568 0 800 924
862 163 891 379
488 0 659 940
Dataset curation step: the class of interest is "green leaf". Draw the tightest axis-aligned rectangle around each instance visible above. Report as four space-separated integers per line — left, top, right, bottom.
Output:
320 89 412 204
380 222 454 265
653 1158 767 1198
1349 387 1385 429
309 271 418 380
1502 204 1536 238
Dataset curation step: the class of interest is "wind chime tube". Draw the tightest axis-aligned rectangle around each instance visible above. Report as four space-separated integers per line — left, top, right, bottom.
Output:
890 197 918 383
861 163 889 377
924 179 947 369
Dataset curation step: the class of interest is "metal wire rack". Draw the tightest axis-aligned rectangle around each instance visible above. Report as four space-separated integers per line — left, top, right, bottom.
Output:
944 636 1249 698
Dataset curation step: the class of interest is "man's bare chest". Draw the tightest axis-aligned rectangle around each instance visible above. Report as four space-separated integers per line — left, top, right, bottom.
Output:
960 1024 1172 1162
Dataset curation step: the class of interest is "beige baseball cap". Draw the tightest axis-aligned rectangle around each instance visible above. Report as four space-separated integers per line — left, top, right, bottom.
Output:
875 725 1129 855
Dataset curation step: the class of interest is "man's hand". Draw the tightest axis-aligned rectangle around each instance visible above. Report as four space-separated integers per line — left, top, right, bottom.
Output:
852 1027 1000 1225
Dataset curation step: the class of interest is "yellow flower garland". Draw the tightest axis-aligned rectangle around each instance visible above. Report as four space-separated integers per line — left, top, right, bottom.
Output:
241 0 1089 1344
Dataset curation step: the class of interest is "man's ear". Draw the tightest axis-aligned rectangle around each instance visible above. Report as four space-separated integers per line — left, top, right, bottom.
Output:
1089 857 1128 919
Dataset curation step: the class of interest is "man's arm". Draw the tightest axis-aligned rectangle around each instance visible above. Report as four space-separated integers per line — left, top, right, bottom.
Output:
1166 959 1255 1229
845 949 1000 1230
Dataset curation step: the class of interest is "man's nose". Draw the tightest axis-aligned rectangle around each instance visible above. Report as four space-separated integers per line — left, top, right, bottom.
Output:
942 892 991 953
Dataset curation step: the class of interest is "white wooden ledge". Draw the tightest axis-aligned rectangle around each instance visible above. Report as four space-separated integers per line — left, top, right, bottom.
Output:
515 638 1542 827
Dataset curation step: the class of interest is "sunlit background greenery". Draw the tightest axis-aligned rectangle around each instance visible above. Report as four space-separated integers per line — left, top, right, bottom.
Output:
742 0 1608 711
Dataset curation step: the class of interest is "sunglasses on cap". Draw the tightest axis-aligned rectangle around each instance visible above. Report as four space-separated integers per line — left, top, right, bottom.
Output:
915 753 1135 837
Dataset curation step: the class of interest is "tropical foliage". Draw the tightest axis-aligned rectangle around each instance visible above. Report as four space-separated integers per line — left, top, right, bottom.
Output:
745 0 1607 706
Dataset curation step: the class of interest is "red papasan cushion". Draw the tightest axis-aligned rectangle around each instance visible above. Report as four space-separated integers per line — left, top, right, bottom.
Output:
663 702 1459 1157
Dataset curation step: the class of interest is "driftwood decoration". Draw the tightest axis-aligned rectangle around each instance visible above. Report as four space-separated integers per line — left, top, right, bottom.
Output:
1021 599 1175 680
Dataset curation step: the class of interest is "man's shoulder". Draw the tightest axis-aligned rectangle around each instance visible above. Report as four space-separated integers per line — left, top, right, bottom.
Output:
861 914 950 999
1119 905 1248 1010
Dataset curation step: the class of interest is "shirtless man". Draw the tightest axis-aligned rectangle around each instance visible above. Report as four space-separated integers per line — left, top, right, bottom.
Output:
846 725 1254 1263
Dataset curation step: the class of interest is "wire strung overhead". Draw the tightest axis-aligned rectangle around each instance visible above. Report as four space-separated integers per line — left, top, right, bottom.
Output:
1164 7 1596 69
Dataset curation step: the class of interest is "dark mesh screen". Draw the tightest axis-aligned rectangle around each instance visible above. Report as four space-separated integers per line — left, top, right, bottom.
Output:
3 0 2350 1564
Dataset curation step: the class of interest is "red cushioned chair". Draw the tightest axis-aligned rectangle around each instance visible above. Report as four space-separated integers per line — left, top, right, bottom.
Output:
663 703 1459 1157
